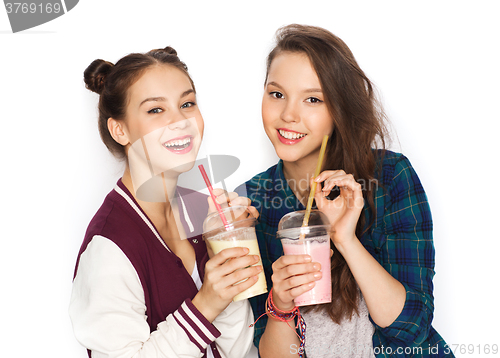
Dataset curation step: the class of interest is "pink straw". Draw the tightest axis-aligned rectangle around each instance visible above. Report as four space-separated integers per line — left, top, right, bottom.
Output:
198 165 229 228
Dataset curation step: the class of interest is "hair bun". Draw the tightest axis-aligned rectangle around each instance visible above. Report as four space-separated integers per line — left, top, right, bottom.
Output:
147 46 188 72
162 46 178 56
148 46 178 57
84 59 114 94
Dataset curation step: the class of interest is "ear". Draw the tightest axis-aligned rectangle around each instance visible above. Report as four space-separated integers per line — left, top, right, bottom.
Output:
108 118 130 146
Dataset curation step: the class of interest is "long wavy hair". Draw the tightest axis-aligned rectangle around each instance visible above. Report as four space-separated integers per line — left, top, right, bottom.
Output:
266 24 389 323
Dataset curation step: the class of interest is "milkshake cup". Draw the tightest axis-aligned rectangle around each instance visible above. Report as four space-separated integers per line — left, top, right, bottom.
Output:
277 210 332 306
202 205 267 301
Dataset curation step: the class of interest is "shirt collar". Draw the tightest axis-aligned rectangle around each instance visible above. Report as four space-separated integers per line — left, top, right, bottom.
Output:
273 160 306 212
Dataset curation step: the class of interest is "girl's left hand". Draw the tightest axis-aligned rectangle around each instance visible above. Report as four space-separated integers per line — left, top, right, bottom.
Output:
313 170 364 247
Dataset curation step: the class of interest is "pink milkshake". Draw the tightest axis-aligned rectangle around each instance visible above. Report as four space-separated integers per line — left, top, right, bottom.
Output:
277 209 332 306
282 236 331 306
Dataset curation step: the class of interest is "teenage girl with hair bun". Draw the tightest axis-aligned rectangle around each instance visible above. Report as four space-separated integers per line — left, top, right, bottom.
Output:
239 25 454 357
70 46 259 358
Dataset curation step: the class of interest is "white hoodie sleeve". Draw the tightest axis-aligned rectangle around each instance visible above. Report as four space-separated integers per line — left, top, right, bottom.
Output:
212 299 254 358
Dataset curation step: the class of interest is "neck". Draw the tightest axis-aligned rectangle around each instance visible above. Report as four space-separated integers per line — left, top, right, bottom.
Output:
282 158 318 206
121 166 185 241
122 166 178 204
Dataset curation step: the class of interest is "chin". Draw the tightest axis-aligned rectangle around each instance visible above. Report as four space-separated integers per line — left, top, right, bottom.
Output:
274 146 303 163
170 157 197 176
178 160 196 173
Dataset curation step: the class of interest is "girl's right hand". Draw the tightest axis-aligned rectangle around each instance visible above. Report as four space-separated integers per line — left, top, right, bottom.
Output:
193 247 262 322
270 255 323 311
208 188 260 220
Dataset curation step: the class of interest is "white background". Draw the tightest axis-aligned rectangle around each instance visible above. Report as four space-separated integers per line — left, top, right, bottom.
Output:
1 1 499 357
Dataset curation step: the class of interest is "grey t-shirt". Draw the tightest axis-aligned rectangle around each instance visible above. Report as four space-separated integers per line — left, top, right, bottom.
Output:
302 293 375 358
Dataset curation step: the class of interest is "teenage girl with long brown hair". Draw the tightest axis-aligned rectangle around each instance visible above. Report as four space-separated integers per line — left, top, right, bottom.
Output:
239 24 453 357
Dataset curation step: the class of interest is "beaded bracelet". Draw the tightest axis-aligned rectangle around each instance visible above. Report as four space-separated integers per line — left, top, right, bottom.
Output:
250 288 307 357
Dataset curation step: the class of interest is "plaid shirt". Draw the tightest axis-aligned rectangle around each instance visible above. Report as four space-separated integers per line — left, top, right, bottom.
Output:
236 151 453 357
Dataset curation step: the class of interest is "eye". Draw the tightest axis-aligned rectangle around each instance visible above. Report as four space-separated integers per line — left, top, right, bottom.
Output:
306 97 323 104
181 101 196 109
147 107 163 114
270 91 284 99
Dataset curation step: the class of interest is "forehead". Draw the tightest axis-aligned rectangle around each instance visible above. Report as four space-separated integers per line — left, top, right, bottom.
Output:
128 65 193 102
267 52 320 86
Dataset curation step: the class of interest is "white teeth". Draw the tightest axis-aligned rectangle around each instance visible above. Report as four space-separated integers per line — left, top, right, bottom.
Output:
164 137 191 148
279 129 306 140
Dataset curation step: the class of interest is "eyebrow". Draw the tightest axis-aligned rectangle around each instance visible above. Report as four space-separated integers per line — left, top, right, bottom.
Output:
267 81 322 94
140 97 166 106
139 89 195 107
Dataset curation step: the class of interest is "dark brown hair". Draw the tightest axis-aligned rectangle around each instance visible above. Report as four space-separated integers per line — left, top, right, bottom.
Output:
266 24 389 323
84 46 195 159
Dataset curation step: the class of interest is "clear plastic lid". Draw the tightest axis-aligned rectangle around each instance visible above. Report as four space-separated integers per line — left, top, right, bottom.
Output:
202 205 258 238
276 210 331 240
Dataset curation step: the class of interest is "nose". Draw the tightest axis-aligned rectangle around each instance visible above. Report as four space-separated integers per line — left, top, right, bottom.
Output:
280 99 300 123
168 115 190 130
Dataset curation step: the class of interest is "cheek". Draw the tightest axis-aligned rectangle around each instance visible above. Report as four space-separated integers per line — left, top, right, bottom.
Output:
316 110 334 134
131 120 158 140
197 117 205 138
326 117 335 135
123 123 142 145
261 98 275 126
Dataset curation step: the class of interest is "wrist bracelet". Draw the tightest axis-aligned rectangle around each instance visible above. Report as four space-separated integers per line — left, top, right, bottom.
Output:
250 288 307 357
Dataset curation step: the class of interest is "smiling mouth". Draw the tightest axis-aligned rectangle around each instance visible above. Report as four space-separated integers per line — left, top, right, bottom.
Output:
163 136 192 152
278 129 307 140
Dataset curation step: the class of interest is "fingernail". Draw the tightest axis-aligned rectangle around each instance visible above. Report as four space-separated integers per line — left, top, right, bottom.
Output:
313 272 322 278
304 256 312 262
313 264 320 270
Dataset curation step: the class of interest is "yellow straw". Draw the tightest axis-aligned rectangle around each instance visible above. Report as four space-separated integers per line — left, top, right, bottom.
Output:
300 135 329 239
